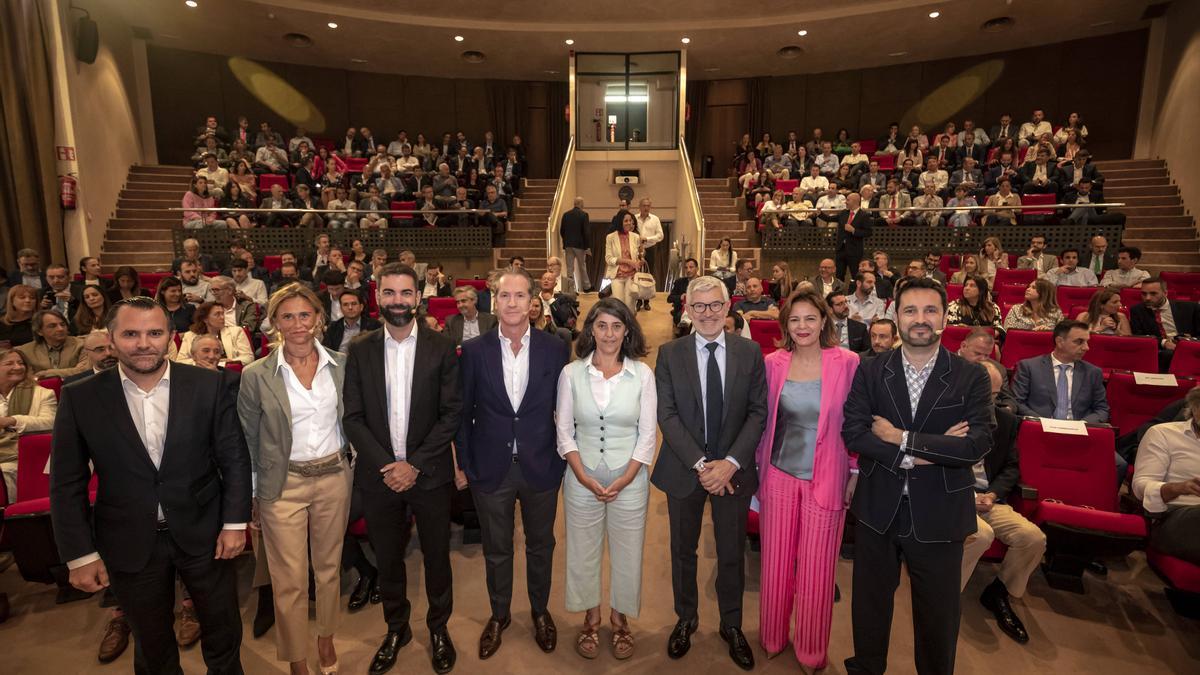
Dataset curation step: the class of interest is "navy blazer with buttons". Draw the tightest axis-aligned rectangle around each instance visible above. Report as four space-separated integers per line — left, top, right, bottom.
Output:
455 327 569 493
1012 354 1109 424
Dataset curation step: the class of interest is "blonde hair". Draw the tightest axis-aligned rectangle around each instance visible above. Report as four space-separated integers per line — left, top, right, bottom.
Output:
2 285 37 324
265 282 326 348
0 347 35 386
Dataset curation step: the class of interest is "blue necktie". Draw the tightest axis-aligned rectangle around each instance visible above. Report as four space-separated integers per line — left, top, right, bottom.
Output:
1054 364 1070 420
705 342 723 460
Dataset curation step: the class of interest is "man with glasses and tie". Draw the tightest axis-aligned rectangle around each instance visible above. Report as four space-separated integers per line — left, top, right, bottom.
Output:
652 275 767 671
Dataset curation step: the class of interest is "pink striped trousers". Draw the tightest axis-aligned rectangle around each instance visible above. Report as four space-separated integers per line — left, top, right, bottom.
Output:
758 464 845 668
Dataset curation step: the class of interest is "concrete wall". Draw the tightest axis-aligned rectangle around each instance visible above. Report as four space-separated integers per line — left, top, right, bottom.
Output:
1149 2 1200 219
573 150 680 222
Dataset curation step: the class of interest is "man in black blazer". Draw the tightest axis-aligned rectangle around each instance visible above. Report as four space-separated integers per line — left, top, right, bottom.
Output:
559 197 592 293
668 258 701 328
1077 234 1117 277
652 275 767 671
960 360 1047 645
417 264 453 306
1059 149 1104 190
1018 148 1060 195
456 269 570 660
835 193 872 282
343 264 462 674
443 286 497 346
322 289 381 354
51 297 251 675
828 291 869 352
842 278 992 675
1130 277 1200 371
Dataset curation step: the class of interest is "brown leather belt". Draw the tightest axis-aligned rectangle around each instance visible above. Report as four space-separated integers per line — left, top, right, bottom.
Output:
287 452 345 477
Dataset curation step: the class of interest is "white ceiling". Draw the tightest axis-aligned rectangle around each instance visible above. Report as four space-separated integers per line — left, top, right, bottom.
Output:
93 0 1158 80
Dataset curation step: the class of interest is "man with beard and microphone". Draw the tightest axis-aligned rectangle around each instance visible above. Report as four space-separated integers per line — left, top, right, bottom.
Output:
51 297 251 675
343 263 462 674
841 277 993 675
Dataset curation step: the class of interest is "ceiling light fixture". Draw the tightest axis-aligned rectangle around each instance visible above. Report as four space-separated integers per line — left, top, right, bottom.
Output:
681 37 690 44
797 30 808 37
565 39 574 45
929 11 941 19
327 22 338 29
350 58 368 64
454 35 464 42
185 0 198 7
889 51 909 57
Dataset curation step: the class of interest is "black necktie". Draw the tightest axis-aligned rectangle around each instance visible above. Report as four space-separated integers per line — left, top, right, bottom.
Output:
705 342 723 460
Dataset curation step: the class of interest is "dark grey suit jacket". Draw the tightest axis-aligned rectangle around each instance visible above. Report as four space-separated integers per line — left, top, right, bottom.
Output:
1013 354 1109 424
444 311 498 346
650 332 767 499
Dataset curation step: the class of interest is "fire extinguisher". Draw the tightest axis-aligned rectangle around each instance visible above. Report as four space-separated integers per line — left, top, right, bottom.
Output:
59 174 78 210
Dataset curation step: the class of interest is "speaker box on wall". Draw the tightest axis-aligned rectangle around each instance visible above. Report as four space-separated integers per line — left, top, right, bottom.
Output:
76 16 98 64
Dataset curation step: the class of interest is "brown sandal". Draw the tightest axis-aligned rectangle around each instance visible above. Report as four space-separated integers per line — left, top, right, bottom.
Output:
611 623 634 660
575 620 600 659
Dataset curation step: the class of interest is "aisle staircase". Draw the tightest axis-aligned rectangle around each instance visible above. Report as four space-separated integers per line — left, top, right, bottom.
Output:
696 177 758 273
1095 158 1197 274
498 178 557 277
101 164 192 273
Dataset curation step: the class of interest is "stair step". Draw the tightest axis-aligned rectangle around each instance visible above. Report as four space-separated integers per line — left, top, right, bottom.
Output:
1143 263 1200 274
1123 237 1200 248
121 199 181 210
1101 168 1168 180
132 164 195 175
121 189 188 201
1093 159 1165 170
116 208 180 220
695 178 731 186
1114 196 1182 207
1123 215 1194 227
103 240 175 253
100 251 176 265
1104 176 1171 188
1116 205 1185 216
1123 227 1197 238
109 217 177 228
1104 185 1178 198
105 229 174 241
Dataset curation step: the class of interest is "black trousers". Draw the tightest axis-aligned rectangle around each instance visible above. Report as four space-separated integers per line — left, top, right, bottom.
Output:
341 484 377 578
107 530 243 675
1151 505 1200 565
363 481 454 634
847 500 962 675
666 487 751 630
836 249 863 283
472 461 559 619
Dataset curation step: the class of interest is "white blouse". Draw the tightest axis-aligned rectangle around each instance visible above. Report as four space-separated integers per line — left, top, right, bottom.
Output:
276 344 344 462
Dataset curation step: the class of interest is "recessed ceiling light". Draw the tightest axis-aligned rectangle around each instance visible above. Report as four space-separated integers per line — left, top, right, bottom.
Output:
454 35 464 42
929 11 941 19
889 51 909 57
327 22 338 29
797 30 808 37
545 70 559 74
350 58 368 64
564 39 574 45
681 37 690 44
704 67 721 72
185 0 198 7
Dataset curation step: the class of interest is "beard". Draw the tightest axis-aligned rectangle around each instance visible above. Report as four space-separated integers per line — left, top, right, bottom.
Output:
380 302 415 327
119 351 167 375
901 323 939 348
97 356 118 371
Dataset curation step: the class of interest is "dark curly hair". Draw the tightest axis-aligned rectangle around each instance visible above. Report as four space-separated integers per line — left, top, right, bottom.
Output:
573 298 648 360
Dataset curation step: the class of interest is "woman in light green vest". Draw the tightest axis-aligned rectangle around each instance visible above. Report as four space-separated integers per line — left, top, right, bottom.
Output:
555 298 655 661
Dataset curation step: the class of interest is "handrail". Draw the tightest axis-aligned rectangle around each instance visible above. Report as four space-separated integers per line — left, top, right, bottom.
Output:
758 202 1127 215
168 207 493 215
546 135 576 260
678 134 705 265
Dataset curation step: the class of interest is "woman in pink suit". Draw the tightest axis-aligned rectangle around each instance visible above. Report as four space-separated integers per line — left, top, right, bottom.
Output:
756 287 860 670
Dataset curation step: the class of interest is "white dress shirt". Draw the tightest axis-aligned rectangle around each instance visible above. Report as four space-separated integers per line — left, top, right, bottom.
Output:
1043 266 1098 287
275 344 344 462
384 327 418 460
1134 421 1200 512
555 357 657 465
635 213 664 248
461 314 481 342
500 326 532 453
236 276 268 306
692 332 740 469
1101 267 1150 288
848 292 886 323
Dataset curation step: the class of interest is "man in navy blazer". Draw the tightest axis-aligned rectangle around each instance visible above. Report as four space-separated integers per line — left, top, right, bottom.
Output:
1012 320 1125 482
456 268 569 660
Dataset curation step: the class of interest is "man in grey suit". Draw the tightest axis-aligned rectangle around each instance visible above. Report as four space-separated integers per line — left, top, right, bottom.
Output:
443 286 498 346
652 275 767 671
559 197 592 293
1013 320 1125 481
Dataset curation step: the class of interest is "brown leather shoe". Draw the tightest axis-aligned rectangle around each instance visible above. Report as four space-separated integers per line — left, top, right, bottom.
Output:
478 615 510 660
98 616 132 663
533 612 557 653
177 604 201 647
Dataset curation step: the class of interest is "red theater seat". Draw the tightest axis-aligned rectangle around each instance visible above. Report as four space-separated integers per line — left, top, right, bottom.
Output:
995 283 1027 306
263 255 283 274
748 319 781 355
1083 334 1159 376
999 330 1053 371
1056 286 1098 313
427 297 457 325
16 434 53 503
1147 549 1200 618
141 272 171 292
1105 372 1195 435
37 377 62 400
1169 339 1200 377
258 174 289 193
1160 271 1200 301
945 284 963 302
876 154 895 171
1016 420 1146 592
994 268 1036 288
775 179 798 194
1119 287 1143 311
1021 193 1056 217
940 325 994 354
857 139 877 155
391 200 417 226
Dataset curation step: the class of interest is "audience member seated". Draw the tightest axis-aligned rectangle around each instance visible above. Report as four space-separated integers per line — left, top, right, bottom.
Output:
1043 248 1098 287
876 179 914 227
948 275 1003 330
1018 109 1053 149
444 285 496 346
766 262 798 306
1017 234 1057 275
228 159 257 200
417 263 452 305
209 276 260 334
957 128 988 163
480 185 509 242
178 260 214 304
945 185 979 227
230 259 268 307
928 134 957 172
1062 178 1122 225
825 291 868 351
860 318 897 360
1004 279 1064 331
956 329 1018 412
73 256 110 295
668 257 700 332
322 289 381 354
877 123 902 155
985 152 1024 195
813 184 846 227
841 142 870 179
195 154 229 201
1077 287 1131 336
813 141 839 177
858 159 888 192
799 163 829 203
961 359 1046 645
62 329 117 385
71 285 110 336
733 278 778 320
106 266 153 304
16 309 88 379
181 176 217 229
763 145 793 181
723 258 756 298
254 121 285 150
171 238 214 274
0 285 38 346
261 182 296 228
218 181 255 228
758 190 786 230
292 184 324 227
1130 277 1200 372
1133 387 1200 565
709 238 738 280
1019 148 1060 195
176 300 254 366
1101 246 1150 289
187 333 226 371
1078 235 1116 278
848 270 886 323
528 295 571 350
253 136 288 174
1059 150 1103 191
990 113 1017 147
191 137 227 168
39 263 77 319
913 183 945 227
193 115 229 149
811 258 845 298
155 277 195 335
0 347 57 500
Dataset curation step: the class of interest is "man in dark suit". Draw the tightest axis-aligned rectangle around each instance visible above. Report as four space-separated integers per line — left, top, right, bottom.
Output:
668 258 701 329
989 114 1016 147
559 197 592 293
1062 179 1124 225
842 277 993 675
456 269 570 660
827 291 869 352
608 199 632 233
1078 234 1117 277
652 274 767 671
955 132 987 169
835 193 872 282
51 297 251 675
443 286 497 346
860 318 898 360
323 290 381 354
417 264 453 306
40 263 80 318
960 360 1046 645
343 264 461 674
1130 277 1200 371
984 151 1024 194
1059 150 1104 190
61 329 117 386
1019 148 1060 195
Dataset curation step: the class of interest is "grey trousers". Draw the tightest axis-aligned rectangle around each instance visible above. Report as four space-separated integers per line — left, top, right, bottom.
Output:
564 247 591 293
1152 505 1200 565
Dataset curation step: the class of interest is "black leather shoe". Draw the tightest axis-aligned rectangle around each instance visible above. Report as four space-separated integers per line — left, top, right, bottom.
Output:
369 626 413 675
1086 560 1108 576
431 628 456 674
478 615 510 660
532 611 557 652
666 617 698 659
719 624 756 671
980 580 1030 644
252 586 275 638
348 572 377 611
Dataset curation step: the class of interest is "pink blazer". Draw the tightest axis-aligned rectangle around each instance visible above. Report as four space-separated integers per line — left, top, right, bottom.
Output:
754 346 860 511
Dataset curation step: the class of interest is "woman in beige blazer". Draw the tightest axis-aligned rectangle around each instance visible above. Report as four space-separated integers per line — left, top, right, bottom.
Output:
237 283 350 675
604 212 642 312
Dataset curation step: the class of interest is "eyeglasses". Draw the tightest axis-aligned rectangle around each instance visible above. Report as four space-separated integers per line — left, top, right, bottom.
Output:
689 301 726 315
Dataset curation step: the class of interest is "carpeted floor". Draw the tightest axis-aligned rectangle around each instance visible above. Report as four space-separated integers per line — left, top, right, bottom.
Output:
1 297 1197 674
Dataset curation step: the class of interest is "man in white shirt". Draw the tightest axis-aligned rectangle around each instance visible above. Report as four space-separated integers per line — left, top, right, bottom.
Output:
814 141 840 177
1043 249 1098 287
957 119 990 147
253 138 287 174
849 270 886 323
800 164 830 203
386 130 411 157
1017 235 1058 275
1133 387 1200 565
919 157 949 198
814 184 846 228
1018 109 1053 149
813 258 845 298
230 259 268 306
195 154 229 200
1101 246 1150 288
634 198 665 310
